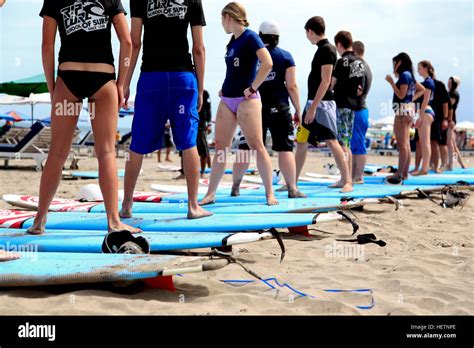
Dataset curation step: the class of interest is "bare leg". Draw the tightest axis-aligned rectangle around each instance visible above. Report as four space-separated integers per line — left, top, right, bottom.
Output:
352 154 367 184
200 156 207 177
389 116 410 179
232 150 251 196
400 119 412 179
183 147 212 219
157 149 162 162
89 81 140 233
452 132 466 168
410 141 422 174
295 142 309 180
27 78 81 235
237 99 278 205
447 128 454 170
440 145 448 170
412 114 433 175
120 150 144 218
278 151 306 198
200 101 237 205
165 146 172 162
431 141 441 172
326 139 353 192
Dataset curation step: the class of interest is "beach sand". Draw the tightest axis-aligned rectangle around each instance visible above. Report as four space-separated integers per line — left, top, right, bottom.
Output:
0 152 473 315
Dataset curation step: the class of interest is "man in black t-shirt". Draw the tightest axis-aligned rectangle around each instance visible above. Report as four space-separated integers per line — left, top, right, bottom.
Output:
121 0 212 219
351 40 372 183
295 16 353 193
331 31 368 182
430 79 450 172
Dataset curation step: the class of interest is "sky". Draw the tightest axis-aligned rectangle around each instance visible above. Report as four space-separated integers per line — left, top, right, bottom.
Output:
0 0 473 128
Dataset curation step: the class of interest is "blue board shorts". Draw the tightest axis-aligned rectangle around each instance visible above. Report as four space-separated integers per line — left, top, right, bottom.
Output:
351 108 369 155
130 72 199 155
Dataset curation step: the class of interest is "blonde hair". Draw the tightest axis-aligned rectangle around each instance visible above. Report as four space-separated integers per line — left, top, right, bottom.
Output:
222 2 249 27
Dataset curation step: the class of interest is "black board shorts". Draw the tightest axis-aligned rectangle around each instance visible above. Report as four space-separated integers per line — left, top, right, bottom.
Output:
239 104 295 152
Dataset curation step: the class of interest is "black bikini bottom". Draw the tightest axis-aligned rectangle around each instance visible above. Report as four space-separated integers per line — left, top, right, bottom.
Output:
58 70 116 100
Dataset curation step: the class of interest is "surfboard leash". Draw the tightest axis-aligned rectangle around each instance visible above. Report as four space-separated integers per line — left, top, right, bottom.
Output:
336 210 359 236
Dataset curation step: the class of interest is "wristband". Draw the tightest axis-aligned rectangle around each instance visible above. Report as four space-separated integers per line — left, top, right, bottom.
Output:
249 85 257 94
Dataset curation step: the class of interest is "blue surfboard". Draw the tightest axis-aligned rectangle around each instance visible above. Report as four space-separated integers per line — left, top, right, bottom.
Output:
162 185 441 202
15 212 320 232
0 252 228 287
86 198 361 214
0 229 273 253
297 175 474 186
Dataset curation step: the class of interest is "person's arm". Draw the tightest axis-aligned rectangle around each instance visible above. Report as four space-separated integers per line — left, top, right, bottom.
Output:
419 86 431 112
413 81 426 102
285 66 301 124
113 13 132 108
304 64 332 124
0 0 6 8
244 48 272 99
191 25 206 112
123 17 143 107
386 74 416 100
330 76 337 91
41 16 57 99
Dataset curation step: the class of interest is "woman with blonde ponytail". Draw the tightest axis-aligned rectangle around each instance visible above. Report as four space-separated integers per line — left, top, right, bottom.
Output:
411 60 436 175
200 2 278 206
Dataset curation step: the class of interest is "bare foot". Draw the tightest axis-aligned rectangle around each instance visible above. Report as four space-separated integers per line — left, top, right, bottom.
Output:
411 170 429 176
119 205 133 219
0 250 21 262
199 194 216 206
329 181 344 189
166 158 172 162
353 178 364 185
26 220 46 235
340 183 354 193
266 195 279 206
408 169 419 175
188 206 214 219
288 189 307 198
230 185 240 197
276 184 288 192
109 222 142 234
435 168 443 174
386 173 404 180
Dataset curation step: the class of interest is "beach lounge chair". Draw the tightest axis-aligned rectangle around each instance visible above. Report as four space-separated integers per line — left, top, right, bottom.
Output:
0 121 48 171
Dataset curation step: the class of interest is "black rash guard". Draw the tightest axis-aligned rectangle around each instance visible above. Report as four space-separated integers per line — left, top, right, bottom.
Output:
40 0 126 66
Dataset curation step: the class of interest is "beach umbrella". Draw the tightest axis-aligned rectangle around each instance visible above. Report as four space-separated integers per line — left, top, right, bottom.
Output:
0 110 24 122
455 121 474 131
0 93 51 125
0 73 49 97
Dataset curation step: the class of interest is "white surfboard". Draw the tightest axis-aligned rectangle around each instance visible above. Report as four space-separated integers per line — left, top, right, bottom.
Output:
157 164 182 172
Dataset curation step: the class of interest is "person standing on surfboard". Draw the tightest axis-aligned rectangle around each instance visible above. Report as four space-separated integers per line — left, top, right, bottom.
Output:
331 31 369 184
294 16 353 193
351 40 372 184
120 0 212 219
385 53 425 184
447 76 466 170
28 0 140 235
229 20 307 199
199 2 278 206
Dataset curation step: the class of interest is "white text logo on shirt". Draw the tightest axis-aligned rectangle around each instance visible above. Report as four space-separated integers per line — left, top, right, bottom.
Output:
61 1 109 35
147 0 188 19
